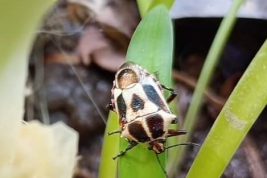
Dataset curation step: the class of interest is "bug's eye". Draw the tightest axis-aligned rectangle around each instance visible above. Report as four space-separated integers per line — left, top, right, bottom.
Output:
117 69 138 88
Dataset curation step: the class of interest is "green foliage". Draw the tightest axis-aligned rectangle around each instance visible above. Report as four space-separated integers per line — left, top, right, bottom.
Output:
99 112 119 178
0 0 55 163
187 40 267 177
137 0 175 17
101 0 267 178
173 0 246 176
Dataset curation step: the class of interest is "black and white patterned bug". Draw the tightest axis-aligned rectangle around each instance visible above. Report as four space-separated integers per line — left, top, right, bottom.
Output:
108 61 192 151
107 62 199 176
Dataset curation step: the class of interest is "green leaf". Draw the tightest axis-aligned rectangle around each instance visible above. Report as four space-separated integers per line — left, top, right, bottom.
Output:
147 0 175 13
136 0 151 18
126 6 173 83
0 0 55 163
100 5 173 178
187 39 267 177
99 112 119 178
119 5 173 178
172 0 245 176
137 0 175 18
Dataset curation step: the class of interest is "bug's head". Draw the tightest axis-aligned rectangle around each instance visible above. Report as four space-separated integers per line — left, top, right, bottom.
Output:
148 139 166 154
115 61 142 89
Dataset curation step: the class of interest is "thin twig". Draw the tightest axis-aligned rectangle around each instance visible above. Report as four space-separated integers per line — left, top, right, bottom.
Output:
243 136 266 178
172 70 226 111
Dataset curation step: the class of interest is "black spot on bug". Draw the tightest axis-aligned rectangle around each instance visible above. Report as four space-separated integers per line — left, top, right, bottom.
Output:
117 94 127 122
131 94 145 112
128 121 150 143
143 84 167 111
146 114 164 139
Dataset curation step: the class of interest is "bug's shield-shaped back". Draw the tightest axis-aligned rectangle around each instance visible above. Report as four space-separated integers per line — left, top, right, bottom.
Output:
114 83 162 125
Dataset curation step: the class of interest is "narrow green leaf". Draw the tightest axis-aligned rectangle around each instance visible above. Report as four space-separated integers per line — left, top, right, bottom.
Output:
172 0 245 175
187 40 267 177
118 5 173 178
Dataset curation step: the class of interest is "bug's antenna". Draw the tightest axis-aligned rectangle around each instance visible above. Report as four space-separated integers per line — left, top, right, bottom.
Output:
164 142 201 150
155 153 168 178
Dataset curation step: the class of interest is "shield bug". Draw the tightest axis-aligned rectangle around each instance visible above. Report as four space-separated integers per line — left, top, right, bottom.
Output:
107 61 199 176
108 61 178 122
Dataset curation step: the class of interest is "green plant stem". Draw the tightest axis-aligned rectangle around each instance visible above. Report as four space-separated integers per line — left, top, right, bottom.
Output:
170 0 245 175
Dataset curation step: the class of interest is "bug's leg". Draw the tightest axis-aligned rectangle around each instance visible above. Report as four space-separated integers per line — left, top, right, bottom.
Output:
167 129 187 137
108 130 121 135
113 141 138 160
161 84 177 103
106 102 115 111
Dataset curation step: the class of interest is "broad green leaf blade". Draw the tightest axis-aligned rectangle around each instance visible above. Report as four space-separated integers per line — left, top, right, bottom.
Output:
126 5 173 83
187 40 267 177
99 112 119 178
0 0 55 163
118 5 173 178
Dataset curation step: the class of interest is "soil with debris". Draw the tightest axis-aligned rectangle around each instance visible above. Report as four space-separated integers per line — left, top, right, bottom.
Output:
26 1 267 178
